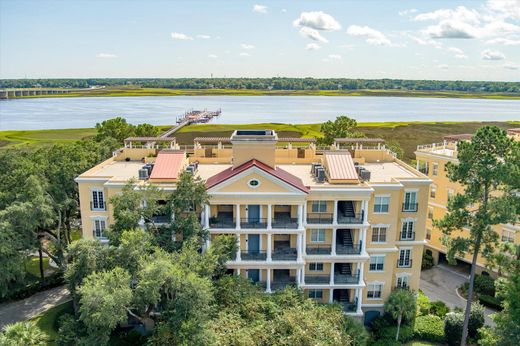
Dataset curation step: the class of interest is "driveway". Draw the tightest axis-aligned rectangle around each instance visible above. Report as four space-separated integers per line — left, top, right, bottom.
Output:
0 285 71 330
420 264 496 326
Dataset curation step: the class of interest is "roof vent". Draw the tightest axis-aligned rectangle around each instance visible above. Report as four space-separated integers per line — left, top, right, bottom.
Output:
138 168 149 180
185 162 199 174
316 167 326 183
359 168 371 181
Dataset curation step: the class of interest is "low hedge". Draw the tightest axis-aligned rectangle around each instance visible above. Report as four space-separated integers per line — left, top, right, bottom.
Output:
0 274 64 303
375 325 414 343
479 294 502 310
414 315 445 343
430 300 450 318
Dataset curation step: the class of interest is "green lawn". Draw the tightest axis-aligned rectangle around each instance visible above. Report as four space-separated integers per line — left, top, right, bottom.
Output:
0 128 96 149
405 341 444 346
24 256 50 279
32 301 73 345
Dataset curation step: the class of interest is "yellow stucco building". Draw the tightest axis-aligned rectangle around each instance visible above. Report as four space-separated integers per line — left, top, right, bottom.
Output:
76 129 431 323
415 129 520 276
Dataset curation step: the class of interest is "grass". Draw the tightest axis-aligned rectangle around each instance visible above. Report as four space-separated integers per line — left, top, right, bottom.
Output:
24 256 50 279
12 86 520 100
405 341 443 346
0 128 96 149
32 301 73 345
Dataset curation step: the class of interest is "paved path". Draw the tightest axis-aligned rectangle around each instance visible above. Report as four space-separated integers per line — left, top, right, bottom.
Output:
0 285 71 329
420 264 496 326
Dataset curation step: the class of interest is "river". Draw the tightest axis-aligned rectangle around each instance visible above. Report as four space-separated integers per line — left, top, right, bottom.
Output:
0 95 519 130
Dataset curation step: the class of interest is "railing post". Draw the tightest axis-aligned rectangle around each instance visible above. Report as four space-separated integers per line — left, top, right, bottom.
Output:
330 262 335 285
332 229 337 255
267 233 272 261
267 204 272 229
235 204 240 230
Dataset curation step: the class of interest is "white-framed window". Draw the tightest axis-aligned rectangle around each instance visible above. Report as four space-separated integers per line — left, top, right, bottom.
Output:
426 228 432 240
430 185 437 199
93 218 107 239
396 274 410 289
373 196 390 213
309 262 324 271
367 283 383 299
309 289 323 300
91 189 105 210
369 255 385 271
372 227 387 243
502 229 515 243
432 162 439 176
248 179 261 188
403 191 418 211
311 201 327 213
310 229 326 242
398 248 412 267
447 188 455 202
428 207 434 220
401 220 415 240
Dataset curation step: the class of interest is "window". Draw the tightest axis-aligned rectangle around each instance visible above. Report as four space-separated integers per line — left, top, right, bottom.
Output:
369 256 385 271
367 283 383 299
401 221 415 240
430 185 437 199
309 262 324 271
310 229 326 242
372 227 387 243
502 229 515 243
426 228 432 240
447 188 455 202
403 191 418 211
91 189 105 210
396 275 410 289
373 196 390 213
428 207 434 220
93 219 106 239
432 162 439 176
248 179 260 188
311 201 327 213
398 249 412 267
309 289 323 299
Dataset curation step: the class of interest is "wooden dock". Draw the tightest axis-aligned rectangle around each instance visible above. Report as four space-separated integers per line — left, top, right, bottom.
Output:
160 108 221 138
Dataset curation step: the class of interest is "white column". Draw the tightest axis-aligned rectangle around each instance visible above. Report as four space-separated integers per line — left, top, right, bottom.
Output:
235 204 240 230
416 160 420 171
204 204 210 228
266 269 271 293
267 204 272 229
297 233 302 261
236 268 241 276
359 262 365 283
267 233 272 261
297 204 303 229
332 229 337 255
303 229 307 256
329 288 334 304
364 200 369 223
296 268 301 287
301 267 306 285
333 200 338 225
361 227 367 253
235 234 241 261
330 262 335 285
356 288 363 314
303 202 307 225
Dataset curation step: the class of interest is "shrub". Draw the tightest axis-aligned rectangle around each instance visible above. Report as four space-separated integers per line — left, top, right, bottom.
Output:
422 251 434 270
368 339 400 346
0 274 64 303
0 321 47 345
478 294 502 310
469 302 485 339
430 300 450 318
417 290 431 316
474 275 495 297
377 325 414 343
414 315 445 343
444 312 464 346
57 314 86 346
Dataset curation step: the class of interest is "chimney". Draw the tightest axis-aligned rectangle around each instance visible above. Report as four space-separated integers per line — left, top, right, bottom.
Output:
231 130 277 168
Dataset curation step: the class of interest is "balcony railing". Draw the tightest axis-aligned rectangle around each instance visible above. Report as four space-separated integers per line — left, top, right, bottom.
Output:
272 248 298 261
90 201 106 211
241 218 268 229
272 218 298 229
241 250 267 261
399 232 416 241
151 215 170 224
402 203 418 212
337 212 364 224
397 259 413 268
306 244 332 255
305 274 330 284
271 278 297 290
307 213 334 224
334 274 360 284
336 243 362 255
209 218 236 229
341 298 358 312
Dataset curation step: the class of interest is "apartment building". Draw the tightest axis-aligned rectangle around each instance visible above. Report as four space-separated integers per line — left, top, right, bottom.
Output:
415 129 520 276
76 129 430 324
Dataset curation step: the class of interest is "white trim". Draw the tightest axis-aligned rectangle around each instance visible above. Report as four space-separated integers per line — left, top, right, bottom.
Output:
362 303 385 308
368 254 386 272
75 177 110 183
368 183 404 189
428 201 447 209
367 247 398 253
309 187 374 193
404 188 419 192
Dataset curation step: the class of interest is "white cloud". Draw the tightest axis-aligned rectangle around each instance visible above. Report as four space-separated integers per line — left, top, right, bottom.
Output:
340 44 355 50
437 64 449 69
328 54 342 59
486 0 520 20
481 49 506 60
486 37 520 45
293 11 341 31
253 4 267 14
240 43 255 50
447 46 468 59
399 8 418 17
171 32 193 40
96 53 117 59
197 34 211 39
424 20 479 39
305 43 321 50
299 27 328 43
239 52 250 56
406 33 443 48
414 6 481 25
281 9 287 13
208 54 218 59
346 25 392 46
455 54 468 59
503 62 519 70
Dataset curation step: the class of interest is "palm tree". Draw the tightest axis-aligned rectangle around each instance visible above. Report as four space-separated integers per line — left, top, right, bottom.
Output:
0 321 47 345
384 288 416 341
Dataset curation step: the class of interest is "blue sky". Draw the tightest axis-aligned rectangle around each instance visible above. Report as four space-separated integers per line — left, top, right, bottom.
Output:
1 0 519 81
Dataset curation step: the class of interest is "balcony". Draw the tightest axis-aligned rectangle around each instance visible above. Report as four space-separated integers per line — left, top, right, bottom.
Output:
306 244 331 255
340 299 358 312
209 217 236 229
402 203 418 212
337 212 364 224
241 250 267 261
151 215 170 224
271 278 297 291
90 201 106 211
305 274 330 284
399 232 415 241
307 213 333 224
334 274 360 285
272 248 298 261
241 218 267 229
272 217 298 229
336 243 362 255
397 259 413 268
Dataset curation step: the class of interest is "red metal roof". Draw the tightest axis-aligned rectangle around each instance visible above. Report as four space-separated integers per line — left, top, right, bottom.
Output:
206 159 309 193
149 151 185 179
324 152 358 181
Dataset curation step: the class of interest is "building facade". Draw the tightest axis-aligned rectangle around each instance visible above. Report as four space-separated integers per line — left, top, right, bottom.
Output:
76 130 430 323
415 129 520 276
